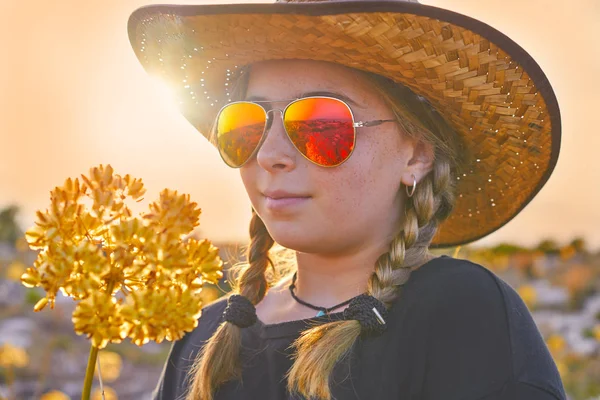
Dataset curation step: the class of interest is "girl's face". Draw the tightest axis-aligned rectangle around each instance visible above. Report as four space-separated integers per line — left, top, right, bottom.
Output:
239 59 433 254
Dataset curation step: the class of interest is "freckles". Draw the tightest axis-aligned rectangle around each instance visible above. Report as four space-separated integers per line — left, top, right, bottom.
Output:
328 168 371 213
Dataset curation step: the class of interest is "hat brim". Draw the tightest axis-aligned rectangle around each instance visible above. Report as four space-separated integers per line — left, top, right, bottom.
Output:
127 1 561 248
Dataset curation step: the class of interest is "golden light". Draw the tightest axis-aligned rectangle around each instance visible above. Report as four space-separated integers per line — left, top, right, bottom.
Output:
147 75 184 119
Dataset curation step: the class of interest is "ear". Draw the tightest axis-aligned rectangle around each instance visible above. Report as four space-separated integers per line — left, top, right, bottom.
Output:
401 138 435 187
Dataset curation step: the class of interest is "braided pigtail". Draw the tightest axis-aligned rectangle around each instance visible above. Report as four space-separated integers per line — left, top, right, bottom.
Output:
286 154 456 400
186 210 274 400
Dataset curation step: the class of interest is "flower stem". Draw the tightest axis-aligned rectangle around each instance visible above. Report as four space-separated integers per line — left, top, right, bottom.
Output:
81 344 99 400
81 281 114 400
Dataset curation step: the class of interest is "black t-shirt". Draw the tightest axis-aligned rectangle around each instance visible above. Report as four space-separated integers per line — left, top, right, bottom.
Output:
153 255 566 400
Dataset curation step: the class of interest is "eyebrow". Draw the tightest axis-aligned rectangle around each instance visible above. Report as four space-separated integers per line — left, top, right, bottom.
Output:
244 91 364 108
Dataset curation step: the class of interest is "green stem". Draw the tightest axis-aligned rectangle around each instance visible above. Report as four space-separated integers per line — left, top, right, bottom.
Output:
81 344 99 400
81 268 115 400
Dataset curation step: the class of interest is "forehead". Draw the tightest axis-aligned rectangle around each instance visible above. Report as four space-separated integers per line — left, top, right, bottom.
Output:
244 59 373 100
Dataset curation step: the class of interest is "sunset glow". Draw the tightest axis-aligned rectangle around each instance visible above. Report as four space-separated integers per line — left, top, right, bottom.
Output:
1 0 599 249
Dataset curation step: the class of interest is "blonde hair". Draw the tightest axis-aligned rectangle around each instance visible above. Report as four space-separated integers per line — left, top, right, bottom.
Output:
188 62 467 400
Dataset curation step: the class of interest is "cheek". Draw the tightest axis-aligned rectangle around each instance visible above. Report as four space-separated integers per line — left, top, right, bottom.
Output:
239 166 260 206
320 136 401 213
315 161 379 217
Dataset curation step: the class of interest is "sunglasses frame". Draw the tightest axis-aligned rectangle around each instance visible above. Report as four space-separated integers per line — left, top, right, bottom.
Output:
214 95 396 168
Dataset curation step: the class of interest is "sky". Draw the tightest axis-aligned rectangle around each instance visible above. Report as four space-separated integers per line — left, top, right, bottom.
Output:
1 0 599 250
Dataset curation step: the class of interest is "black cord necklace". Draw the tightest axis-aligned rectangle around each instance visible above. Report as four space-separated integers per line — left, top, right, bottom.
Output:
288 272 355 317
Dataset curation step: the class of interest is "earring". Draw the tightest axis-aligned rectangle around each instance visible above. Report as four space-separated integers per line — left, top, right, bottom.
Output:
406 174 416 198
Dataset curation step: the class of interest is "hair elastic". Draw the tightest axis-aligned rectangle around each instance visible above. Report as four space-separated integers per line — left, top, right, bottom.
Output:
343 294 388 335
222 294 257 328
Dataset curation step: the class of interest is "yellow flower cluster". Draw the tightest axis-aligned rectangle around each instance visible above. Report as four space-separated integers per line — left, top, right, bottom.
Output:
20 164 223 349
0 343 29 368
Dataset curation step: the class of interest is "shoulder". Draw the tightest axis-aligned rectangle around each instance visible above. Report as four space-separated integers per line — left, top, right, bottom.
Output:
407 255 508 309
406 255 566 399
407 255 510 336
409 255 536 341
409 256 547 340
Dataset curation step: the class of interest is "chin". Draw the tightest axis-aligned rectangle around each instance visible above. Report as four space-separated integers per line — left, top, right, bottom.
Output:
274 238 314 253
267 225 323 253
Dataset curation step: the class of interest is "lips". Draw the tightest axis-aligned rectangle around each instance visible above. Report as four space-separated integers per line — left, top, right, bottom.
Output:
263 190 311 211
263 189 311 200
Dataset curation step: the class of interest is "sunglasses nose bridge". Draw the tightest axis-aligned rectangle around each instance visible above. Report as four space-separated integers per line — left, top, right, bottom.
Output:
262 107 287 142
265 107 284 121
263 107 287 137
254 106 298 169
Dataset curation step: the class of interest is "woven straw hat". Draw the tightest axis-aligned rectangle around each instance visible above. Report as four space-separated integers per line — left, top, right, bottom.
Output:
127 0 561 248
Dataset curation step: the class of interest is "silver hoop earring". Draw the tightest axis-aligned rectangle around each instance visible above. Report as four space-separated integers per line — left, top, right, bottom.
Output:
406 174 416 198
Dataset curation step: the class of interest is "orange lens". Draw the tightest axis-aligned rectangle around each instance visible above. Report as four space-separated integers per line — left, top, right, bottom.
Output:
284 97 355 166
216 102 266 167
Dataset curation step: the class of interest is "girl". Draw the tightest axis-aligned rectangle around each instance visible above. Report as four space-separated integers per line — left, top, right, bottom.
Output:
127 1 566 399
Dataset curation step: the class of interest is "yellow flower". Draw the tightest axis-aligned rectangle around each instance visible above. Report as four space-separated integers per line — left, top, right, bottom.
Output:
21 164 223 349
92 386 118 400
72 292 126 349
186 238 224 286
120 287 203 345
517 285 537 309
143 189 201 237
62 240 112 300
95 351 122 382
0 343 29 368
40 390 71 400
21 266 41 288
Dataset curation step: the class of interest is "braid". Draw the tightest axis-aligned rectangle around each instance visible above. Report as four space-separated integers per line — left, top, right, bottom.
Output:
186 210 274 400
287 156 456 400
232 210 275 302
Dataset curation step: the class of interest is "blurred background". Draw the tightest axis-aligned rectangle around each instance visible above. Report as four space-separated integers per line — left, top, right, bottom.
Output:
1 0 599 399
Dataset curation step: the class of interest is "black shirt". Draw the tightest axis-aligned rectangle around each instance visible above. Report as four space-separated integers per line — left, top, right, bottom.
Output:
153 255 567 400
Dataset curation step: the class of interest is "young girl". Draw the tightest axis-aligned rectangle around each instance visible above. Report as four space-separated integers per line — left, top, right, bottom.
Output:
127 1 566 399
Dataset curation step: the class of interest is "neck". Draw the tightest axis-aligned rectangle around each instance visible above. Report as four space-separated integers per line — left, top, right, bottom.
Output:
291 244 383 308
287 247 436 311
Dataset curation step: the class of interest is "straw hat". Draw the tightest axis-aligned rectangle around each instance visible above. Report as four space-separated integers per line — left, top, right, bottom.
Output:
127 0 561 248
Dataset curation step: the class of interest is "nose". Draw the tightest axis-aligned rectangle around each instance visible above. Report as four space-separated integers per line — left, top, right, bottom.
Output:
254 108 297 171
